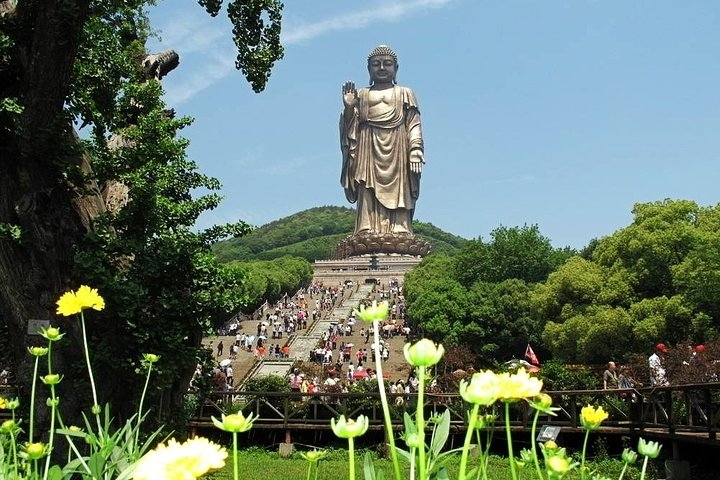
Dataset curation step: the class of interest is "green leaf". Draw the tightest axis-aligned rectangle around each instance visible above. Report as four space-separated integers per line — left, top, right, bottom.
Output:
430 410 451 457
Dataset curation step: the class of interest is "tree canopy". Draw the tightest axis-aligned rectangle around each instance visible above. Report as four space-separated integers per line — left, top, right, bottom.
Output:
0 0 284 422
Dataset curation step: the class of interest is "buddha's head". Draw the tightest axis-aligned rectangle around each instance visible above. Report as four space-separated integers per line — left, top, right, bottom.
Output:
367 45 398 85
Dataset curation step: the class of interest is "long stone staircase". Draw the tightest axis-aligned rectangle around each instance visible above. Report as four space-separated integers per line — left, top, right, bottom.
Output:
239 283 375 386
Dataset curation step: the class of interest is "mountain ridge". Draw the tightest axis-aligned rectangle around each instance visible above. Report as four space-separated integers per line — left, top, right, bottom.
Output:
212 205 468 263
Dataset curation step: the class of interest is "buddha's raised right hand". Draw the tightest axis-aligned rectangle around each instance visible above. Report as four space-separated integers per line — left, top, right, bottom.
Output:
342 81 358 109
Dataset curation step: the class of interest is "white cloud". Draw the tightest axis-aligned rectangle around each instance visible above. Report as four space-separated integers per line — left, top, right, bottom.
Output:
158 0 455 104
283 0 453 44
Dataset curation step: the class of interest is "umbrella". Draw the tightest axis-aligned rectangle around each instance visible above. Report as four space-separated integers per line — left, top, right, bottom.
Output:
346 343 354 347
273 321 282 325
219 359 232 367
383 325 394 331
452 369 467 379
354 370 389 379
504 359 541 373
258 335 267 340
261 321 269 326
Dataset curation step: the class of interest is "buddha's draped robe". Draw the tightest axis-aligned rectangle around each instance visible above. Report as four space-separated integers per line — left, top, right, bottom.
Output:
340 85 424 234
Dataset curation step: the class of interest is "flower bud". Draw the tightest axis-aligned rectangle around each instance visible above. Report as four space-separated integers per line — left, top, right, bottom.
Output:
331 415 369 439
621 448 638 464
300 449 327 462
637 438 662 459
46 397 60 407
24 442 47 460
403 339 444 367
142 353 160 364
41 374 62 385
546 455 571 475
28 346 49 357
212 412 256 433
91 404 102 415
40 327 64 342
404 432 420 448
354 301 389 323
1 419 16 433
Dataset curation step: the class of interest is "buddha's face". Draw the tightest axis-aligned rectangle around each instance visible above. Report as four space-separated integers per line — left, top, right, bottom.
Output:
368 54 397 84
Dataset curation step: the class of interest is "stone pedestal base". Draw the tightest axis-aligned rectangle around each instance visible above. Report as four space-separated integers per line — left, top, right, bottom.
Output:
336 232 431 258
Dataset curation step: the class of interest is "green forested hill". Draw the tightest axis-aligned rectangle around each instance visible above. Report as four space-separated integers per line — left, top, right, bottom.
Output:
212 205 467 262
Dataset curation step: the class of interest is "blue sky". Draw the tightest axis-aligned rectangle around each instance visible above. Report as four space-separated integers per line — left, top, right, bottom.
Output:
146 1 720 249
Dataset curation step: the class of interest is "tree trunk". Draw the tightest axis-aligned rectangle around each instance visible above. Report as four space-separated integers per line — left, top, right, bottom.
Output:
0 0 105 428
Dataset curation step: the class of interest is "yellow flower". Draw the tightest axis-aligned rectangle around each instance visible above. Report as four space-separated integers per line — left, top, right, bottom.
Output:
580 405 608 431
56 285 105 316
132 437 227 480
403 338 445 367
496 368 543 401
212 412 256 433
0 397 6 409
460 370 500 406
354 301 389 323
331 415 369 439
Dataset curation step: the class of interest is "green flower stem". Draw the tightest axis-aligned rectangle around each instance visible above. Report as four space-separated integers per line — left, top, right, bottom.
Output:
409 447 416 480
475 429 491 480
530 406 545 480
29 355 40 443
233 431 239 480
10 409 18 479
305 461 312 480
79 312 102 436
348 437 356 480
580 429 591 480
134 362 153 457
504 402 518 480
416 365 427 480
372 319 401 480
640 456 649 480
43 385 58 480
618 462 629 480
43 342 56 480
55 414 92 476
459 403 480 480
314 461 320 480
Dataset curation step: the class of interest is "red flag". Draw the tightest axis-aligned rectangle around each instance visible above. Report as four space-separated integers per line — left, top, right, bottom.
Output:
525 344 539 365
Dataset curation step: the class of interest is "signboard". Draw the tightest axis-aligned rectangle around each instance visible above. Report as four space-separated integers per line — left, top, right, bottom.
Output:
27 319 51 336
536 425 561 442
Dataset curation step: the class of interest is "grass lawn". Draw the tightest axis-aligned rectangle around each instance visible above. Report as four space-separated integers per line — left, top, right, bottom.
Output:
205 447 654 480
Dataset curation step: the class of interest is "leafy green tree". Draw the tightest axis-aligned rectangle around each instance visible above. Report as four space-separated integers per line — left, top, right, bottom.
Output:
592 199 701 297
466 279 541 363
0 0 283 424
454 225 573 286
538 200 720 362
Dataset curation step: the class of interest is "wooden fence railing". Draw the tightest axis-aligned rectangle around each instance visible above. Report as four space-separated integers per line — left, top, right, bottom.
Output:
192 383 720 441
